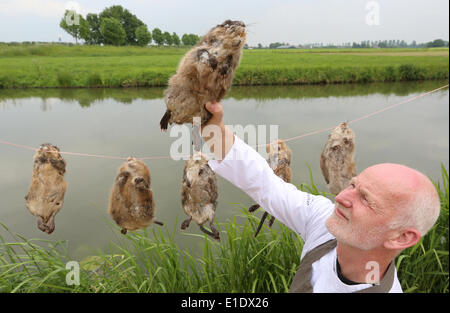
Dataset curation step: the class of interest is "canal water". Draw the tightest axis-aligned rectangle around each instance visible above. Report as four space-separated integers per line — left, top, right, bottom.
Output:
0 80 448 259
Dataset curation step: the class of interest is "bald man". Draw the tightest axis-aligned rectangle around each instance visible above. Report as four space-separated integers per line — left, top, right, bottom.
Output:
201 101 441 293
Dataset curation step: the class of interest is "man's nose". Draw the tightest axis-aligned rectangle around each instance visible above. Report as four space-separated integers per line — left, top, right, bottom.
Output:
335 189 352 208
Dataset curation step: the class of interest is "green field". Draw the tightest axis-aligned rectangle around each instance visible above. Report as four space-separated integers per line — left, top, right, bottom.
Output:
0 45 448 88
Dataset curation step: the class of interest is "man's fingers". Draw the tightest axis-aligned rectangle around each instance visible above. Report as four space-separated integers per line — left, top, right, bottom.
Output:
205 101 222 114
205 102 224 125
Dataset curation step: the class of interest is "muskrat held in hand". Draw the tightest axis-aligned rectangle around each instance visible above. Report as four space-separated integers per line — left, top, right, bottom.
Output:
160 20 246 130
108 157 163 235
25 143 67 234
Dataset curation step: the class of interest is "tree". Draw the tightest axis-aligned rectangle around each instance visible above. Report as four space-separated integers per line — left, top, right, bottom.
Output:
135 25 151 46
99 5 145 45
152 28 164 45
181 33 199 46
181 34 189 46
188 34 199 45
100 17 126 46
60 10 87 44
172 32 180 46
163 31 173 45
427 39 446 47
82 13 103 45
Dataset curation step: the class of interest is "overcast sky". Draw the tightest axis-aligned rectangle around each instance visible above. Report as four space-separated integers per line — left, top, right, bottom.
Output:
0 0 448 45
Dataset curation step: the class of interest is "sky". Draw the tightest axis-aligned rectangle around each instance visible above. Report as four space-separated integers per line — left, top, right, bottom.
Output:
0 0 448 46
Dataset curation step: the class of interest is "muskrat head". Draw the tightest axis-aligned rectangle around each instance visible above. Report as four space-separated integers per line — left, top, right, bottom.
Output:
36 213 57 234
25 195 62 234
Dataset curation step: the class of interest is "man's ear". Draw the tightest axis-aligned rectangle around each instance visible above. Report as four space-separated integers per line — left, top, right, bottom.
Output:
383 228 421 250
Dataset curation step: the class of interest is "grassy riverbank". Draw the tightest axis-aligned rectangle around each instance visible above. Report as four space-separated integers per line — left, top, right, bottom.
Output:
0 45 448 88
0 166 448 293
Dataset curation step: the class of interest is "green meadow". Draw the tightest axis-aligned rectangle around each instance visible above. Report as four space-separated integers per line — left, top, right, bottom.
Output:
0 166 448 293
0 45 448 88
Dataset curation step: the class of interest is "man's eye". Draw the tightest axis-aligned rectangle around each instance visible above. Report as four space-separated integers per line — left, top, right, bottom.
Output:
361 195 369 205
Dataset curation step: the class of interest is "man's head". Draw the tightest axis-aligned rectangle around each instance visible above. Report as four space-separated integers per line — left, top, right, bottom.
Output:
325 163 441 252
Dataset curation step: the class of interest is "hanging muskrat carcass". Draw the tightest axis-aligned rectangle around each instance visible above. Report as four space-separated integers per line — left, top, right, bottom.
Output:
25 143 67 234
108 157 163 235
160 20 246 131
249 140 292 237
180 153 220 241
320 122 357 195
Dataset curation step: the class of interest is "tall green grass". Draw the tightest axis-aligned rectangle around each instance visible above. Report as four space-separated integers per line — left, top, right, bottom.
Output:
0 45 447 88
0 166 448 293
396 164 449 293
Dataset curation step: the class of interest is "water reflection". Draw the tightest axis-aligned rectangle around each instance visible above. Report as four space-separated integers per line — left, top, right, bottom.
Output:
0 80 446 109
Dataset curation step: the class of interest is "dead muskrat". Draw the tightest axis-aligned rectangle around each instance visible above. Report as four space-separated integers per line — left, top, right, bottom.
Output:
160 20 246 131
25 143 67 234
108 157 163 235
181 153 220 241
249 140 292 237
320 122 356 195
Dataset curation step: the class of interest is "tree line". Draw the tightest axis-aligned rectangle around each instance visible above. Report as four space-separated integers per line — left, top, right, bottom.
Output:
60 5 200 46
256 39 449 49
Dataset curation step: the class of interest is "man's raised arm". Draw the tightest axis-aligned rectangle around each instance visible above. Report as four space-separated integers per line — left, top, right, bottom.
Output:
201 102 334 244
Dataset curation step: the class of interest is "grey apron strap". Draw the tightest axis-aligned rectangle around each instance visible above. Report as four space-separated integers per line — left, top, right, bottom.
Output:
289 238 396 293
289 239 337 293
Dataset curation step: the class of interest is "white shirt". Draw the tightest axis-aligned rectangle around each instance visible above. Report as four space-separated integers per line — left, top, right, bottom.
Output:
208 136 403 293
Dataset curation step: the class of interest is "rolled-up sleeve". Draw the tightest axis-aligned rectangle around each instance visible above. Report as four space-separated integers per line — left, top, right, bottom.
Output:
208 136 334 243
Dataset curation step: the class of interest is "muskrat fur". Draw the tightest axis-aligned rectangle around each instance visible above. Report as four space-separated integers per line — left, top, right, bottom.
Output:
108 157 163 234
320 122 357 195
249 140 292 237
160 20 246 131
25 143 67 234
180 153 220 241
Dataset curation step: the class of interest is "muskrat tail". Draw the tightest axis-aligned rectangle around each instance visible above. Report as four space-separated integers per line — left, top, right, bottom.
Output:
248 204 260 213
199 225 220 242
160 110 172 131
254 211 269 237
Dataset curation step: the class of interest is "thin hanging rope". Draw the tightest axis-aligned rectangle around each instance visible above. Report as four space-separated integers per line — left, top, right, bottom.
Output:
256 83 449 147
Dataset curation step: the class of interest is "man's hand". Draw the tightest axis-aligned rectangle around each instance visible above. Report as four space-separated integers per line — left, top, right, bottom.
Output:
204 102 224 129
202 102 235 161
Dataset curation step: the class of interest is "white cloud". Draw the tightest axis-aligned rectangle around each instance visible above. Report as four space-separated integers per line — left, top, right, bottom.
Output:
0 0 94 18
